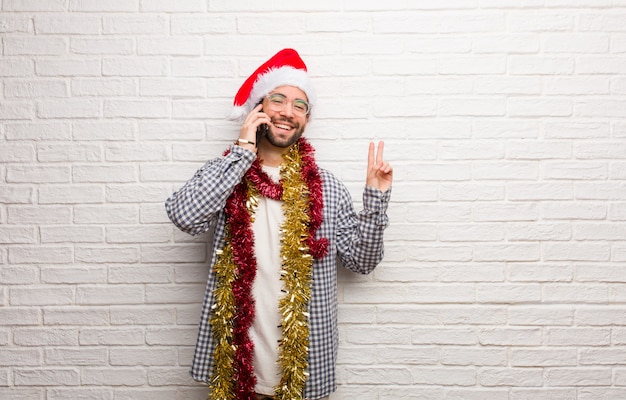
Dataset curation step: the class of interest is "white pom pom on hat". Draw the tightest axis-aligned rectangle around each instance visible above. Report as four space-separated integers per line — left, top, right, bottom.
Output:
228 48 316 122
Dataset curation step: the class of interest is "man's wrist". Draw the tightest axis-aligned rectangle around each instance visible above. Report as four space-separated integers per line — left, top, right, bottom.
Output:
234 138 257 151
234 138 255 146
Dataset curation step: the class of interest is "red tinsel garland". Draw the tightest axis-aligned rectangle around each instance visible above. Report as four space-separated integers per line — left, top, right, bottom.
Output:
216 138 328 399
225 181 257 399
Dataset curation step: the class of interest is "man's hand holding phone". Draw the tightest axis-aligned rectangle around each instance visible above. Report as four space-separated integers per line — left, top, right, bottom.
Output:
236 103 270 152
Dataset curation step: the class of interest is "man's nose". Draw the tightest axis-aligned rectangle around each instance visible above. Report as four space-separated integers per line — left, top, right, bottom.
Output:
280 103 294 117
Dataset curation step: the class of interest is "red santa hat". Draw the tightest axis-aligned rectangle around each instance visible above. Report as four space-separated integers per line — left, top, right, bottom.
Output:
228 48 316 121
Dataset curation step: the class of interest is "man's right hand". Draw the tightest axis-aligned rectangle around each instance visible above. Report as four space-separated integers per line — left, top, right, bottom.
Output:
237 103 271 151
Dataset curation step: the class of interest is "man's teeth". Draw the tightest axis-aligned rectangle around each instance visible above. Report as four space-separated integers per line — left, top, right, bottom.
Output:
274 123 292 130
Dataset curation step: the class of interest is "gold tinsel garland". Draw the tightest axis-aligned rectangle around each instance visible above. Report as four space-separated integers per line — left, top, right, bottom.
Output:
275 144 313 399
209 236 237 397
209 143 313 400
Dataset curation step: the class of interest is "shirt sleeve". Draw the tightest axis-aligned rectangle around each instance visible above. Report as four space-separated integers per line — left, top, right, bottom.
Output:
165 146 256 235
336 185 391 274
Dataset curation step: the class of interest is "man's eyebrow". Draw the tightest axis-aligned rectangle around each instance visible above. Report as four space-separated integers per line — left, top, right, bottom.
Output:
269 92 307 102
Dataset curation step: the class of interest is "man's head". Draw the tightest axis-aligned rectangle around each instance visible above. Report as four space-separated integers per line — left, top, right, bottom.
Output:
260 85 309 148
228 48 316 123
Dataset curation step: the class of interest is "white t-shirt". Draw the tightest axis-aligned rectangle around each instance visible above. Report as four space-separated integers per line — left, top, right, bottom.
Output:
250 165 284 395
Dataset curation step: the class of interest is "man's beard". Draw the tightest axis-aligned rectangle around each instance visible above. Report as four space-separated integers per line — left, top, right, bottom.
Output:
265 119 306 148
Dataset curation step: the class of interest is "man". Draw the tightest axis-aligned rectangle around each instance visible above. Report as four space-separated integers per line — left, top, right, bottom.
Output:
165 49 392 400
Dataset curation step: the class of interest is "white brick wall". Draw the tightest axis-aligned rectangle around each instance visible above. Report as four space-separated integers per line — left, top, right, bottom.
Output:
2 1 626 399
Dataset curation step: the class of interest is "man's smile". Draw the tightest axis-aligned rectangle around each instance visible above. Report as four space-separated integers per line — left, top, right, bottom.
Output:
271 120 296 132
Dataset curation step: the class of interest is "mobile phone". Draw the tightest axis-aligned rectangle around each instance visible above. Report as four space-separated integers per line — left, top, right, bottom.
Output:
256 106 269 144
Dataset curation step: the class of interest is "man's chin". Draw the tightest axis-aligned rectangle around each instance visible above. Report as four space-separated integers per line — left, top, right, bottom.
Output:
266 130 303 148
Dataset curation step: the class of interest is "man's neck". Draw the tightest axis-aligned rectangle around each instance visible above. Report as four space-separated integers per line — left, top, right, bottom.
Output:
257 141 289 168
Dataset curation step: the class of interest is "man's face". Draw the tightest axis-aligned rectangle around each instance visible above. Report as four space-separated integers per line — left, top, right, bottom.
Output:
261 85 310 148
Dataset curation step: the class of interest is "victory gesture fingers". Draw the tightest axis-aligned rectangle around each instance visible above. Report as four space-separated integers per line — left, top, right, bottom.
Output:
366 141 393 193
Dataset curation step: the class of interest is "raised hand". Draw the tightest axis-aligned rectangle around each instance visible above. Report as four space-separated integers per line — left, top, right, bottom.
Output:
366 141 393 193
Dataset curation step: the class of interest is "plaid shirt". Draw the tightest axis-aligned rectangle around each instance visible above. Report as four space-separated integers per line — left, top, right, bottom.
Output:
165 145 390 399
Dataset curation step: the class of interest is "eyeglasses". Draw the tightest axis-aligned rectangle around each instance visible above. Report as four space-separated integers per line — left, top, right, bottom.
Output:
265 93 311 116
